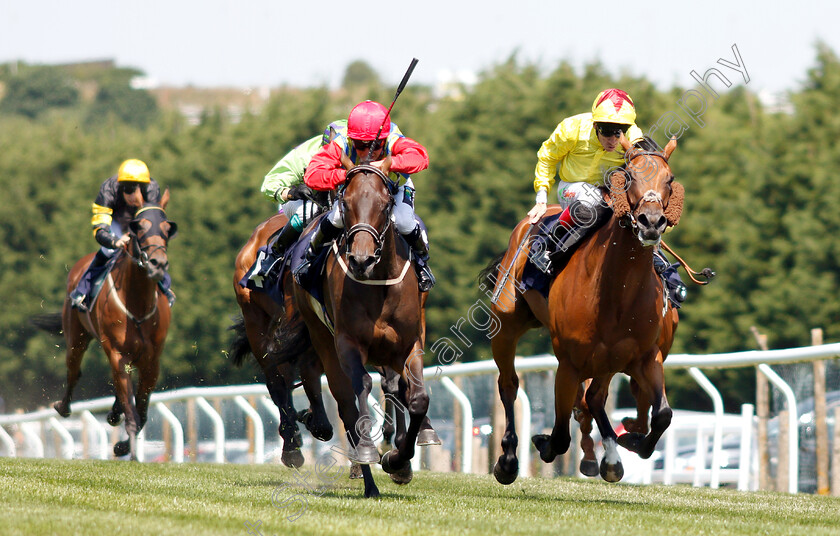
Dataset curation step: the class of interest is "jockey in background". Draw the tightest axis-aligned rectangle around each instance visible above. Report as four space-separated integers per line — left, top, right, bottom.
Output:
68 159 176 311
296 100 435 292
526 88 686 304
261 119 351 261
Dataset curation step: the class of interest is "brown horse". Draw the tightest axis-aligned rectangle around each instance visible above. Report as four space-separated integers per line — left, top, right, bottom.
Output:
230 212 333 467
290 165 430 498
486 137 684 484
33 191 177 460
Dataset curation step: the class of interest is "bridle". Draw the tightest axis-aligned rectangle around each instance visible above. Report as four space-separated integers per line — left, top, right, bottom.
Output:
126 206 172 273
616 150 671 234
338 165 396 264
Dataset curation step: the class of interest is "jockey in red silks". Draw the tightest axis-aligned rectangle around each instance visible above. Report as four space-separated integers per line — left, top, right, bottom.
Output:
297 100 435 291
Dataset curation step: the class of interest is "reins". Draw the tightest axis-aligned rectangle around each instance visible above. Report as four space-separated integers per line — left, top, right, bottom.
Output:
659 239 716 285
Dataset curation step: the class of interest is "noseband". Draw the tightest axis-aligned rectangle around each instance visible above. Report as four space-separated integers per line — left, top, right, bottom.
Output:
339 165 397 263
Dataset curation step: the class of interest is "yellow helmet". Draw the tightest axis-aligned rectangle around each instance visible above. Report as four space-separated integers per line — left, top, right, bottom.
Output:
591 89 636 125
117 159 151 183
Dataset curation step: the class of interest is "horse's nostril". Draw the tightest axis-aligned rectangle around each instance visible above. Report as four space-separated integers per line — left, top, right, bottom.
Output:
637 214 649 228
656 216 667 229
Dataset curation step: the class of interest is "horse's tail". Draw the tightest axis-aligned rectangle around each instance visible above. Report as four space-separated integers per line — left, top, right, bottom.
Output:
30 313 63 337
478 250 506 290
227 315 251 368
269 311 311 366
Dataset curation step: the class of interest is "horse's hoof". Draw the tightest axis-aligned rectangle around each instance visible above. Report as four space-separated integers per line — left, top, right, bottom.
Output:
106 412 122 427
281 448 305 468
616 432 645 454
388 463 413 485
297 410 333 442
352 445 380 465
600 458 624 483
579 459 599 477
416 428 442 446
380 449 407 474
621 417 646 434
364 484 381 499
53 401 70 418
493 458 519 485
113 440 130 457
531 434 557 463
349 463 364 480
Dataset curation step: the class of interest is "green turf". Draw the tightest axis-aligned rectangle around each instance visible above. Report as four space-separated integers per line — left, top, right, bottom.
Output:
1 457 839 536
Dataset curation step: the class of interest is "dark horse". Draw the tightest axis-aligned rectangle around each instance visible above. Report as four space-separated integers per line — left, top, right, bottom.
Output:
32 191 177 460
289 164 430 498
230 212 333 467
486 137 684 484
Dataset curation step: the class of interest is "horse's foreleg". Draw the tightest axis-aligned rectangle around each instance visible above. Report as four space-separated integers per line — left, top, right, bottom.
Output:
335 339 379 465
108 350 140 460
266 363 304 468
381 345 428 476
492 336 520 485
574 382 599 477
107 396 124 426
618 352 672 459
585 375 624 482
54 313 92 418
134 358 160 433
378 367 401 451
297 349 333 442
621 377 651 434
533 360 577 463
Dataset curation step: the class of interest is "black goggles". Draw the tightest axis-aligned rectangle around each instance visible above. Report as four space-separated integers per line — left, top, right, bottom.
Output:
596 124 629 138
352 139 383 151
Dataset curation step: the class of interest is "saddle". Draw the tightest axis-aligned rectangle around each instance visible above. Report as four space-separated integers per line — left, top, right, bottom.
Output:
240 221 332 309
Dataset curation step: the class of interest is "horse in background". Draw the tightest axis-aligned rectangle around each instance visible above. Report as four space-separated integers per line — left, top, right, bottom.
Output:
230 213 333 467
485 137 685 484
32 191 177 460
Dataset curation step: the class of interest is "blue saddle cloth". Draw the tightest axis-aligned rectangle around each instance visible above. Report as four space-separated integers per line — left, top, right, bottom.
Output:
239 221 331 308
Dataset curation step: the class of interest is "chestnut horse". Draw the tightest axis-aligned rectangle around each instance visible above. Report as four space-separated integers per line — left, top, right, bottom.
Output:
487 137 684 484
291 165 430 498
32 191 176 460
230 213 333 467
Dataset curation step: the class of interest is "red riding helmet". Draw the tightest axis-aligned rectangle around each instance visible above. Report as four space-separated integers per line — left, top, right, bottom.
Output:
347 100 390 140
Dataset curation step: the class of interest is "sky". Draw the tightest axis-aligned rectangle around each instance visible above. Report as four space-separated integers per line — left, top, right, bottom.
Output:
1 1 839 97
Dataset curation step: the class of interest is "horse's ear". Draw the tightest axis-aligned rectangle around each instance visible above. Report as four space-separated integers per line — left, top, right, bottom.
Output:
664 181 684 227
380 155 392 176
619 133 632 152
160 188 170 210
607 171 631 218
663 137 677 161
167 221 178 240
340 153 354 171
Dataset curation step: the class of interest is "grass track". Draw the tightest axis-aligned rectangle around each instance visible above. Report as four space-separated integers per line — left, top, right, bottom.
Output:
2 458 839 536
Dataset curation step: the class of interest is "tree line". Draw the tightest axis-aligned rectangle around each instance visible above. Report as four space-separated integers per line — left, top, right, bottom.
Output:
1 47 839 411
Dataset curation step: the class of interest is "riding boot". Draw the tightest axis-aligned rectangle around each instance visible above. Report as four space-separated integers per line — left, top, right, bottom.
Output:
404 225 435 292
654 248 687 307
294 217 341 283
269 221 302 261
158 273 176 308
69 250 110 312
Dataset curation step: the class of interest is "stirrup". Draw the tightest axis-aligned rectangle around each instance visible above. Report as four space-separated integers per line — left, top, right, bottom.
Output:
531 249 552 274
164 289 176 308
69 291 88 312
417 265 435 292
